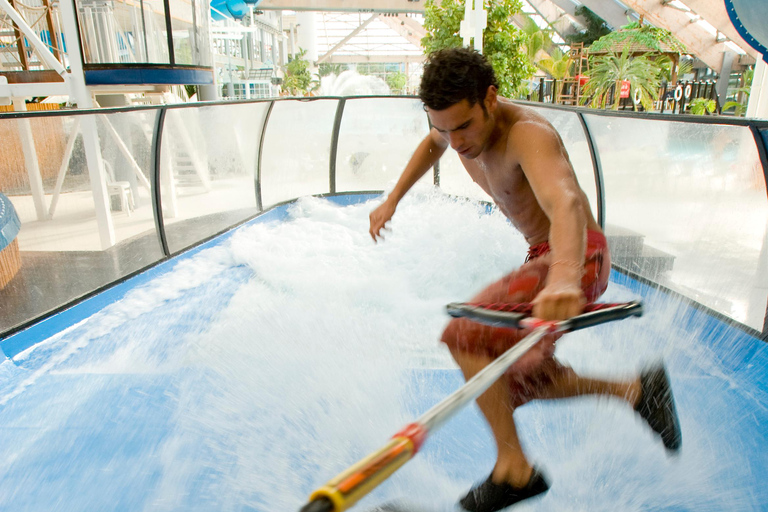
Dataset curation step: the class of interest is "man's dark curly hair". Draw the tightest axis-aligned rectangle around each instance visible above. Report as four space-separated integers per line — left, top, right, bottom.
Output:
419 47 499 111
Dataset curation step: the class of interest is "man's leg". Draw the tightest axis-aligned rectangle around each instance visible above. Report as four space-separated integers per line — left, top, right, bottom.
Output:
533 365 642 405
449 346 533 487
524 362 682 452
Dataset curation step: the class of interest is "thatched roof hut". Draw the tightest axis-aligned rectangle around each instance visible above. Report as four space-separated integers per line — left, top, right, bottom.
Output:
587 21 688 82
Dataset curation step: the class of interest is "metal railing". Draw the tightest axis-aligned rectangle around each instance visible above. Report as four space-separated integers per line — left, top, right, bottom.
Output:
1 96 767 343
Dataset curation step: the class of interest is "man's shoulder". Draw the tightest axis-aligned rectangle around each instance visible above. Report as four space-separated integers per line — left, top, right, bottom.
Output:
505 110 557 149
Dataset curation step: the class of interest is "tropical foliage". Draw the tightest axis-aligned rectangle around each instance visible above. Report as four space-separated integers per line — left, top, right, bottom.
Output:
520 16 546 63
581 47 660 110
655 55 693 83
422 0 536 98
538 47 573 101
565 6 611 47
689 97 716 115
590 21 687 54
538 47 573 81
283 49 313 96
723 67 754 116
386 72 409 94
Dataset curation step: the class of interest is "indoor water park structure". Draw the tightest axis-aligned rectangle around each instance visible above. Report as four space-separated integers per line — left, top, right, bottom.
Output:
1 1 768 512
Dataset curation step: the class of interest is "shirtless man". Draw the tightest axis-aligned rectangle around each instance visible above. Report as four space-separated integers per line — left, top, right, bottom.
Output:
368 48 682 512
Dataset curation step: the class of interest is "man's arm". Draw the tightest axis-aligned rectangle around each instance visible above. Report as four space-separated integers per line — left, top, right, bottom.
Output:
369 128 448 241
511 121 588 320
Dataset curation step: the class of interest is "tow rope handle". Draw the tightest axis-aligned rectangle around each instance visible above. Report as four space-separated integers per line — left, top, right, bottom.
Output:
299 300 643 512
446 301 643 333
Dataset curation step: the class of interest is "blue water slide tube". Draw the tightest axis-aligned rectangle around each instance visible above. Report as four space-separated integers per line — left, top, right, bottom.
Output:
211 0 262 20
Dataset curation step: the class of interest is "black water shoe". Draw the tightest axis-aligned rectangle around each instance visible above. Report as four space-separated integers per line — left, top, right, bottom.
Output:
635 363 682 452
459 468 549 512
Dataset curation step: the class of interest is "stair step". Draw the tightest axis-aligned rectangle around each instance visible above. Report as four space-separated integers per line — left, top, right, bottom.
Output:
613 246 675 277
606 226 646 257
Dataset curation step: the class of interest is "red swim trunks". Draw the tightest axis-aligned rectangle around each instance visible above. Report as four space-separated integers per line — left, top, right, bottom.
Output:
441 230 611 406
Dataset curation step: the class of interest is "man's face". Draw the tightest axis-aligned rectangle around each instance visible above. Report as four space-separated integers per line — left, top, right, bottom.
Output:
427 95 494 160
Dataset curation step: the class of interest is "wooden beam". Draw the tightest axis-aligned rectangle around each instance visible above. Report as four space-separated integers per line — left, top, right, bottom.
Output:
41 0 61 63
8 0 29 71
672 0 758 60
378 14 426 49
620 0 757 72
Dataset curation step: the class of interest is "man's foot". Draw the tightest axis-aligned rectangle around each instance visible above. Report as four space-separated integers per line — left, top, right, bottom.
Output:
634 363 682 452
459 468 549 512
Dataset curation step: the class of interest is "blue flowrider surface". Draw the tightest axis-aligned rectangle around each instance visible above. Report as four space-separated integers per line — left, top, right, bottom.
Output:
0 194 766 512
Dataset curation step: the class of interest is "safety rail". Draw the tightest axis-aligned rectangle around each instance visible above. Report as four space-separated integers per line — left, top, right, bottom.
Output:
0 96 767 341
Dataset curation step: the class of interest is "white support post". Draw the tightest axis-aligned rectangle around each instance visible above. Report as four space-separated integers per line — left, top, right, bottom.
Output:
0 76 10 106
296 11 317 64
747 57 768 120
59 0 115 249
98 114 152 192
49 117 81 218
13 98 48 221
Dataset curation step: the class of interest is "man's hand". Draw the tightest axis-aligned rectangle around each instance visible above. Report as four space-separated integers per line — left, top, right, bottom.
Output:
531 279 586 321
369 200 396 242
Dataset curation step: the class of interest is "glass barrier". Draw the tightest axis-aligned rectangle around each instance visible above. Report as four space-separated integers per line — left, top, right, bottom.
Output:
1 100 766 338
169 0 211 66
159 102 268 253
585 114 768 330
529 106 599 220
260 99 338 208
437 142 491 202
335 98 430 193
0 110 163 334
76 0 171 64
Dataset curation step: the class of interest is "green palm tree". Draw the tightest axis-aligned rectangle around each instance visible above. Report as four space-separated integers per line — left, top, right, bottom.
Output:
538 47 573 79
521 17 546 63
582 47 660 110
538 47 573 101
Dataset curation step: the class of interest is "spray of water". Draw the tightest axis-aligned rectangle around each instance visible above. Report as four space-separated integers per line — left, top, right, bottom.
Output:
317 71 391 97
0 187 765 511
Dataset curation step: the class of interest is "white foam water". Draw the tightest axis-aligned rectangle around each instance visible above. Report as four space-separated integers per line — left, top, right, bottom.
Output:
0 187 765 512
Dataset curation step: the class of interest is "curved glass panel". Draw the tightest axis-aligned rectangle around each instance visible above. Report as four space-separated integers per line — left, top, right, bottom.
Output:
170 0 211 66
335 98 430 193
0 110 162 334
586 114 768 330
260 99 338 207
435 146 491 202
528 105 598 220
160 102 269 253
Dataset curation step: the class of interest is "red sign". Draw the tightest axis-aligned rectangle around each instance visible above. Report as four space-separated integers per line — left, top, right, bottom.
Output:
620 80 631 98
575 74 589 86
